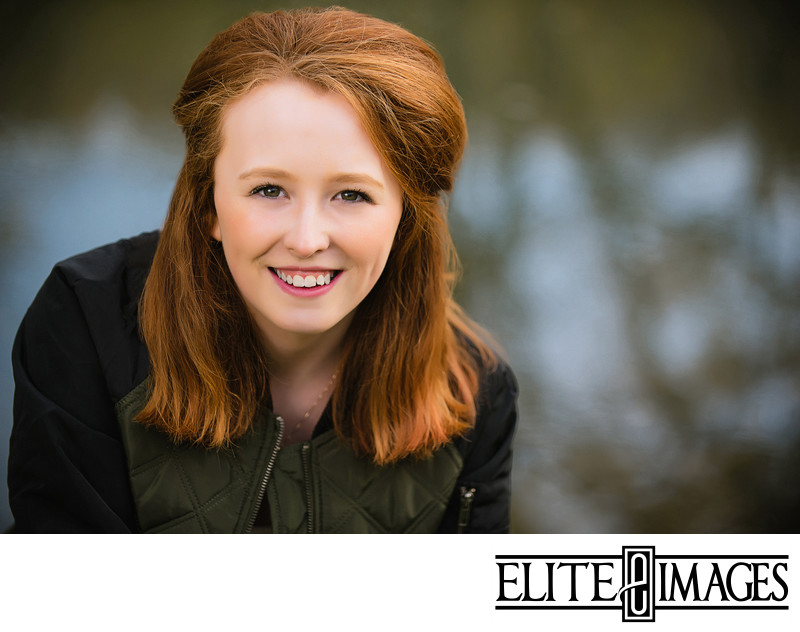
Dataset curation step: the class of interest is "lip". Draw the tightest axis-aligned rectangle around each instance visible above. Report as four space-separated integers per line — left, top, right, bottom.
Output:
269 267 342 297
275 267 335 273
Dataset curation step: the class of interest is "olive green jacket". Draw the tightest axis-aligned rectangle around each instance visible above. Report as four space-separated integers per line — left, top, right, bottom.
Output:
115 379 463 533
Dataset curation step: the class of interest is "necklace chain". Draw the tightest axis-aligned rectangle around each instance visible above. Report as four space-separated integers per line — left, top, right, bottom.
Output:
282 372 337 443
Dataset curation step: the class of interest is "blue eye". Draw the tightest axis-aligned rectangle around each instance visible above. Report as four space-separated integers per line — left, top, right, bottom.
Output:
252 184 283 198
336 189 372 203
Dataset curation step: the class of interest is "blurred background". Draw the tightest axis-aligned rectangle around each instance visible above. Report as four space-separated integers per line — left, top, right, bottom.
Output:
1 0 798 533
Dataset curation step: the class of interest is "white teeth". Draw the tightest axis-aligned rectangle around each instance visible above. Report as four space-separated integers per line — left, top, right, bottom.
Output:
275 269 334 287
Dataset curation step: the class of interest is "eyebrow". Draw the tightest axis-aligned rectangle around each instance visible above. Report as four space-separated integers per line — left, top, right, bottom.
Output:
329 173 385 191
238 167 385 191
238 167 292 181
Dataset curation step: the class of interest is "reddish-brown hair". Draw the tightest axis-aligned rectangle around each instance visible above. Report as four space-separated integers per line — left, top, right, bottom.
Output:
138 6 496 464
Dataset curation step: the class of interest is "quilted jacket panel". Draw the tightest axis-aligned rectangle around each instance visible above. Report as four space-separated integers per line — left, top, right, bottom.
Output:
116 378 462 533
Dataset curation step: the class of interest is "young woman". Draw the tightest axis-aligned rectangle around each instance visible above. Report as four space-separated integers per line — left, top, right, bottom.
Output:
9 7 518 533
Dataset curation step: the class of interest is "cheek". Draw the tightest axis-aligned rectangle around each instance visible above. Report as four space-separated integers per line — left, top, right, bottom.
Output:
211 184 253 246
365 211 400 249
360 215 402 278
211 200 255 251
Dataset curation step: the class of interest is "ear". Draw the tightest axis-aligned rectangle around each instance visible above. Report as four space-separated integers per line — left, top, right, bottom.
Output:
210 216 221 241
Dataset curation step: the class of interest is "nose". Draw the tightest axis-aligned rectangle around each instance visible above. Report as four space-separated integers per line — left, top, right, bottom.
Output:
283 200 330 259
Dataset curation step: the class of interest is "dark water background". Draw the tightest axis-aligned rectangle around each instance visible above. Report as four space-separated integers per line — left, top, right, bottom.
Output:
1 0 799 532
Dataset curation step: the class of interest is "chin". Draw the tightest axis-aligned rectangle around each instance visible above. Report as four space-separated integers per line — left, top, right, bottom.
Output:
273 316 345 337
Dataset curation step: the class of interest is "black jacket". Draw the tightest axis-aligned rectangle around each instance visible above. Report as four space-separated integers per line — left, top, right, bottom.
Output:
8 231 518 533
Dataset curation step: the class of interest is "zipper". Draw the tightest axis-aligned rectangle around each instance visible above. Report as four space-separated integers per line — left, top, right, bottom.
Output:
302 442 313 533
245 415 284 533
457 486 476 533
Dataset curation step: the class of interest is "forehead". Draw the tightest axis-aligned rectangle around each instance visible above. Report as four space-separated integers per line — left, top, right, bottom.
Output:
215 78 388 174
220 79 358 140
212 77 406 200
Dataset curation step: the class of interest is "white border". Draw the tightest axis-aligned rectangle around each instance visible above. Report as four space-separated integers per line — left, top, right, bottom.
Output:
0 534 796 632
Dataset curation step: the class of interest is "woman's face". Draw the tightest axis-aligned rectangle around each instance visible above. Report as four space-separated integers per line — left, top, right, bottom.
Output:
212 79 403 347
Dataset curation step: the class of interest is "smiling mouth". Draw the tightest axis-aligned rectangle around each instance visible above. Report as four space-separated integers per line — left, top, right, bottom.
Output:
271 268 341 288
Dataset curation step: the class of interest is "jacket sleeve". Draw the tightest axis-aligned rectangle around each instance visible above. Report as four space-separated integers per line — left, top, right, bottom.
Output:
438 359 519 533
8 266 138 533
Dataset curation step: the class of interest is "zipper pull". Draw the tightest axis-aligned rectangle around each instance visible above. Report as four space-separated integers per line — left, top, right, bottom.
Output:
457 486 476 533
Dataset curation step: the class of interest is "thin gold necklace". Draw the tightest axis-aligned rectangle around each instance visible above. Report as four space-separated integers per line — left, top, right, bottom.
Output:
281 372 337 445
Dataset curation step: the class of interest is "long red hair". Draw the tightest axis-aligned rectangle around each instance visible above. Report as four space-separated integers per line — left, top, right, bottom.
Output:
138 7 496 464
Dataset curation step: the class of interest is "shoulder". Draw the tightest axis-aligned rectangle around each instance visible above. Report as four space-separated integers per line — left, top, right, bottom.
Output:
17 231 160 402
453 333 519 469
477 351 518 407
471 352 519 456
46 231 160 321
54 230 160 289
457 330 519 440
